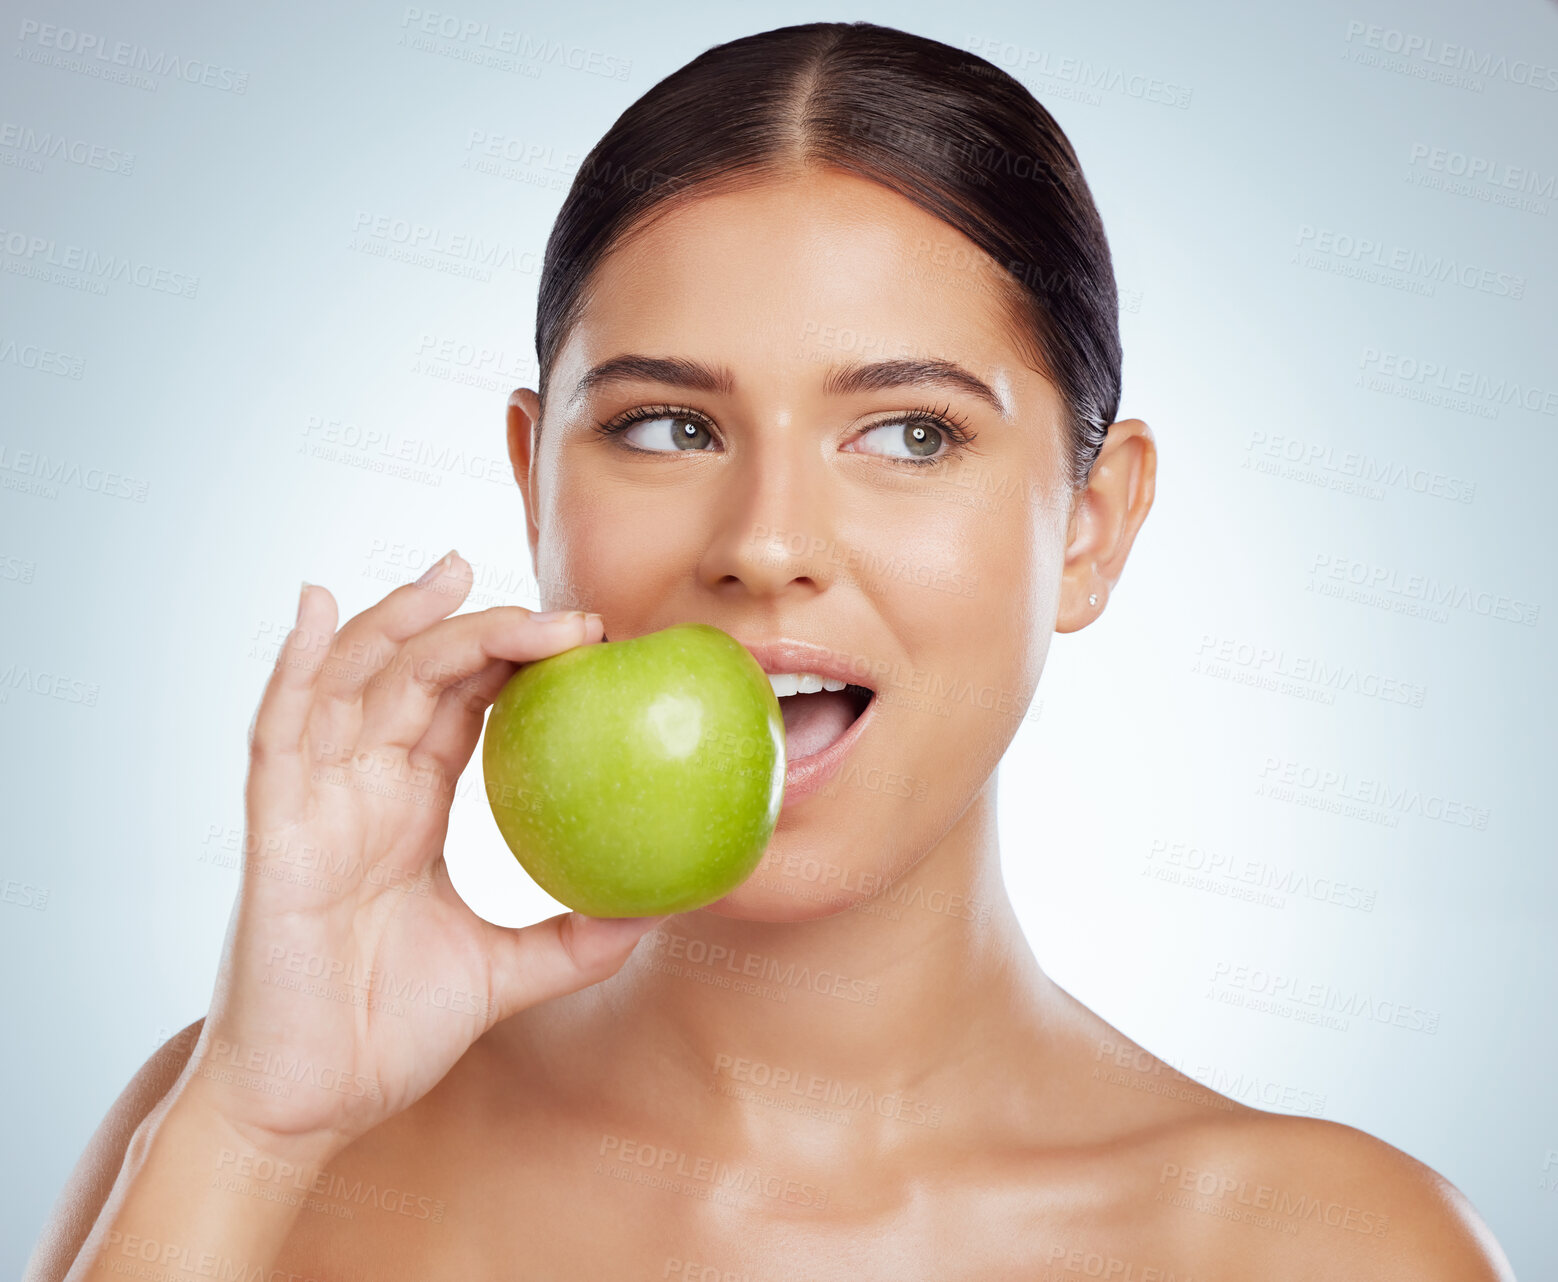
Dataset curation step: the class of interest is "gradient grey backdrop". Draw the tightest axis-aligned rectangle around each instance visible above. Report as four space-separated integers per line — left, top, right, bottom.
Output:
3 0 1555 1274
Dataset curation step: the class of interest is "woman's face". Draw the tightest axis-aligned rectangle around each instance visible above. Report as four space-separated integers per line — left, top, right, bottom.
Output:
510 166 1098 921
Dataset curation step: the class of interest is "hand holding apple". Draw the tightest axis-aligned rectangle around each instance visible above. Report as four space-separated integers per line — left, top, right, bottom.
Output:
199 554 666 1164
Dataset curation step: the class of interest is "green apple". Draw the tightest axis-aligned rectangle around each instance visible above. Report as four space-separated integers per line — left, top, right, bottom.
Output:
482 622 785 917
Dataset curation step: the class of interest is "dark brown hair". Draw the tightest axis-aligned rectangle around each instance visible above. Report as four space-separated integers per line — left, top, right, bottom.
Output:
535 20 1122 490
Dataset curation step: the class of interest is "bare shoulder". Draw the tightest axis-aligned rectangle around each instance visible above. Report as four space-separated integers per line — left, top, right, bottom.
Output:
1144 1107 1516 1281
1052 997 1514 1280
24 1018 205 1282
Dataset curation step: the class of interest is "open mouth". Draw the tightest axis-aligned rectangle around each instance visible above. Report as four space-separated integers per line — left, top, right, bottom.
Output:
770 678 875 761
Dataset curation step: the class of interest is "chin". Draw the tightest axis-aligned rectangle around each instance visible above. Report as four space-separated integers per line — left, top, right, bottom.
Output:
698 855 870 923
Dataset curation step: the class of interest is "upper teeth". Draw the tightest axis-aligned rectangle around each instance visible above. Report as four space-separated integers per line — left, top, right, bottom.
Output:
768 671 849 697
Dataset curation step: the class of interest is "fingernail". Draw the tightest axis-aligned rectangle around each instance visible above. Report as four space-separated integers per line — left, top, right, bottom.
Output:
532 609 585 623
416 550 455 586
296 582 309 624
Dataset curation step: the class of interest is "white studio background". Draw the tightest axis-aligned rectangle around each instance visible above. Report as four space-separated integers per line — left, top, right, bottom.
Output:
3 0 1554 1274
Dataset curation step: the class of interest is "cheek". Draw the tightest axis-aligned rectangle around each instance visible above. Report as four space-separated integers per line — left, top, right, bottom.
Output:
535 465 697 614
534 485 596 612
835 488 1046 688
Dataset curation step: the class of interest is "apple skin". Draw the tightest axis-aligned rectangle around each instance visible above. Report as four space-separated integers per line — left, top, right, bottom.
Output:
482 622 786 917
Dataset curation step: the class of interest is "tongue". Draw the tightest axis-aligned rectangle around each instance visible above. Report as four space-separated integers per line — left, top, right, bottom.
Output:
780 690 858 761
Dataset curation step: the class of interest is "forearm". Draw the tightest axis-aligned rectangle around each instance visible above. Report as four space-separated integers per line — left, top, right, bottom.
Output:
66 1084 347 1282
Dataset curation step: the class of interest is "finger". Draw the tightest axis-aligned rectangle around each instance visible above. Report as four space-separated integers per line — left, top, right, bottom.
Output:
308 551 472 761
249 583 339 762
406 655 520 783
357 607 602 755
409 602 604 777
479 910 670 1027
313 550 473 712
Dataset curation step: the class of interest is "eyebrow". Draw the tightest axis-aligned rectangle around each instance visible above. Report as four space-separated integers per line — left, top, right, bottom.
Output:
569 353 1010 418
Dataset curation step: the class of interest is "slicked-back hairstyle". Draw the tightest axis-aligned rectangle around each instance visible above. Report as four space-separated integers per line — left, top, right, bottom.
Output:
535 20 1122 490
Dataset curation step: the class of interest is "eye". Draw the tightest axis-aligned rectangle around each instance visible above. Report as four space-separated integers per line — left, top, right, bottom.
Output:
596 406 719 453
849 406 976 468
855 418 947 462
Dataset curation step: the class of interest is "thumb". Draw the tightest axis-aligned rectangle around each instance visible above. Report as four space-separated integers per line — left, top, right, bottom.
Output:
483 910 669 1024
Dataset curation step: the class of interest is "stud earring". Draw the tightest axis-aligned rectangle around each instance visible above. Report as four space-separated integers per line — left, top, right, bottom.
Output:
1088 593 1099 606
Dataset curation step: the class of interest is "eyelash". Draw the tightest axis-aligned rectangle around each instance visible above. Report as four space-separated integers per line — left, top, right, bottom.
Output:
591 402 979 469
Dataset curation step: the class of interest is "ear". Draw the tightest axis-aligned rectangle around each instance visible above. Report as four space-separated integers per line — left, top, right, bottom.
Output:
1054 418 1157 634
506 387 544 569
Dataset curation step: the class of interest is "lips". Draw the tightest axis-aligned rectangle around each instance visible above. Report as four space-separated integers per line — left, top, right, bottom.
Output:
779 684 873 760
737 638 880 693
734 637 879 801
780 687 876 798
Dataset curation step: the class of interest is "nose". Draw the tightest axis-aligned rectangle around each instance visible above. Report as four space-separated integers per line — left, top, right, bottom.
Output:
695 432 837 601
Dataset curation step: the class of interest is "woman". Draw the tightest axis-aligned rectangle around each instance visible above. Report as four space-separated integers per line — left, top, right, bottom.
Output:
30 21 1512 1281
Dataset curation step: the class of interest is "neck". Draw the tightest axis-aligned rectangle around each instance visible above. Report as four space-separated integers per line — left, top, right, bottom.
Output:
503 773 1065 1162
